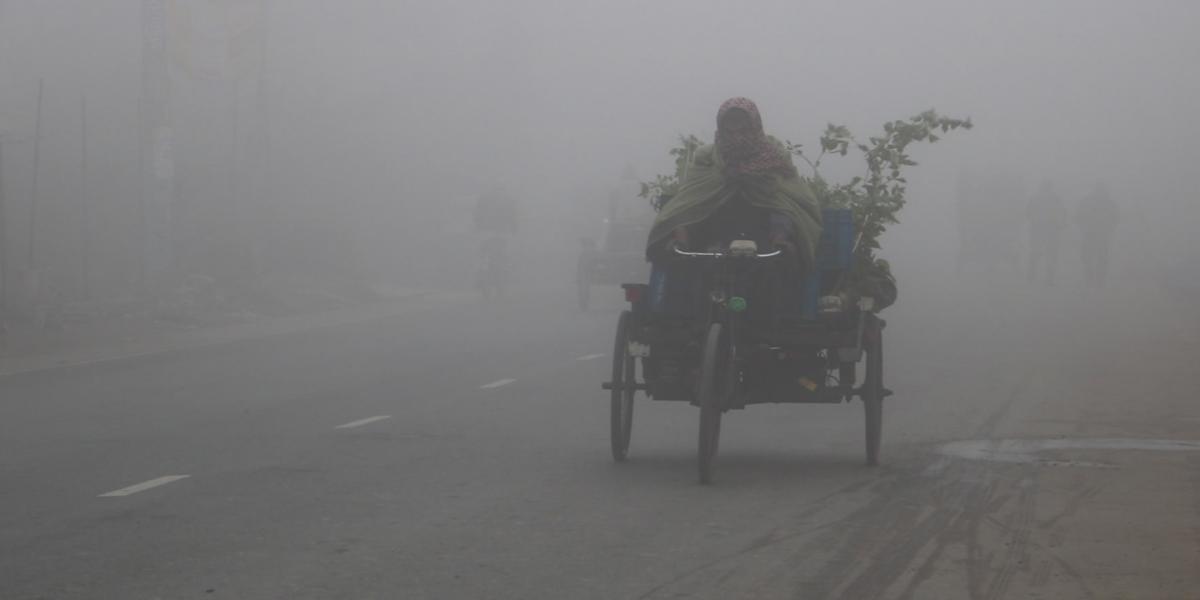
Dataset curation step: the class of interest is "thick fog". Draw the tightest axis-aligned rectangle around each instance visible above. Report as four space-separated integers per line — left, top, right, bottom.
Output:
1 0 1198 307
7 3 1200 597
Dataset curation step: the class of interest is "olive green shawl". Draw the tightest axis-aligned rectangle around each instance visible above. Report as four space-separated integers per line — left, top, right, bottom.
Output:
647 140 822 270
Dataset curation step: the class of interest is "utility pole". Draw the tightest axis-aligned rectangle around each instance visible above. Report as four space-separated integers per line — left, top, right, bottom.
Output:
27 77 42 272
0 132 29 330
140 0 174 295
0 140 8 325
80 93 90 299
252 0 272 278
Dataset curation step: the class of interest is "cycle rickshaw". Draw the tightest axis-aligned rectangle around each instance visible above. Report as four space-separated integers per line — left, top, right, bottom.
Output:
601 208 888 483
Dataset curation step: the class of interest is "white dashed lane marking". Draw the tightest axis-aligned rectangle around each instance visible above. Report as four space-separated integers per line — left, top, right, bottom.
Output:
576 354 605 361
479 378 517 389
99 475 190 498
335 415 393 429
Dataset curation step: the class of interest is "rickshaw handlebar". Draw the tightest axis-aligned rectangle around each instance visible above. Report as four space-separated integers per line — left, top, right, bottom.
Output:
672 247 783 259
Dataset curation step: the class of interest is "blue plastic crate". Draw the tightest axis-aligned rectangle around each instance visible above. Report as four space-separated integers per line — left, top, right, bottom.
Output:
800 270 820 319
817 208 855 271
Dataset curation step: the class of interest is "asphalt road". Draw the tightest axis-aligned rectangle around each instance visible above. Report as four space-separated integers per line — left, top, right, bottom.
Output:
2 272 1198 599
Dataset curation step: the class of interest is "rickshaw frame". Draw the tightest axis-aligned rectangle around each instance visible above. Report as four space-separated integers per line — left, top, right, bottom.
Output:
602 235 887 484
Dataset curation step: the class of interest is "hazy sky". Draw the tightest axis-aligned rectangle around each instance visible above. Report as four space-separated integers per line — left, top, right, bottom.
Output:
2 0 1198 282
322 0 1200 194
272 0 1200 261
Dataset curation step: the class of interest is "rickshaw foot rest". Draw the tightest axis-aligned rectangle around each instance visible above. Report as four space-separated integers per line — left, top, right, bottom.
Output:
851 386 895 399
600 381 648 391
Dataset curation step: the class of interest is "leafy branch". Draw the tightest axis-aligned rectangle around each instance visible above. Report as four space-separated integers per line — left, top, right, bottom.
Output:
788 110 972 258
783 123 852 173
638 134 704 211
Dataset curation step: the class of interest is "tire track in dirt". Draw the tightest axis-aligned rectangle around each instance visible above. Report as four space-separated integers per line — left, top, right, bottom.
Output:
782 374 1034 599
973 373 1031 439
980 476 1037 600
636 370 1050 599
633 475 893 600
1036 484 1100 530
795 459 996 600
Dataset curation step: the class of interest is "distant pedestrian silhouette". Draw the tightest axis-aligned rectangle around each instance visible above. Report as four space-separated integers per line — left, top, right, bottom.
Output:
1026 181 1067 285
1075 183 1119 288
955 171 1024 275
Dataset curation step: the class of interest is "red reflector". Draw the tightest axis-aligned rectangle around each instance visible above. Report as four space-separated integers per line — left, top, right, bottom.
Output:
624 287 643 303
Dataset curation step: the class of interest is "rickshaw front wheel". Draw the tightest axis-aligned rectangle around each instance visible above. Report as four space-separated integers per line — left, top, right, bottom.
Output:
610 311 636 461
698 322 725 484
863 316 884 466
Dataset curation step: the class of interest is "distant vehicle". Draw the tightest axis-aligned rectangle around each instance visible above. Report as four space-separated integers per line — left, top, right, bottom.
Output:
576 218 652 310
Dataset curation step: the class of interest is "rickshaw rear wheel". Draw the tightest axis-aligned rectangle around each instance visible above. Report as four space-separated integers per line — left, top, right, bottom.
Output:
698 322 725 484
863 316 884 466
610 311 636 461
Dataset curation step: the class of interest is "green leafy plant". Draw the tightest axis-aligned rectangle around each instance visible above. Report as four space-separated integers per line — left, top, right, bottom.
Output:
641 110 971 263
788 110 971 258
638 134 704 211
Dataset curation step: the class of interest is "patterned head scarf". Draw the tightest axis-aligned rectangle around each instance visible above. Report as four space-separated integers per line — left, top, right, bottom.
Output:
714 97 796 178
